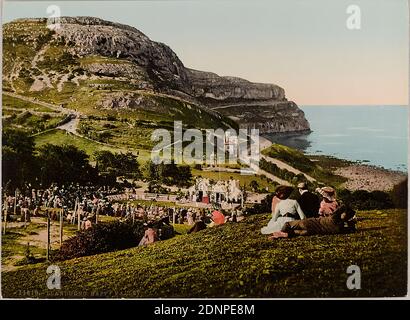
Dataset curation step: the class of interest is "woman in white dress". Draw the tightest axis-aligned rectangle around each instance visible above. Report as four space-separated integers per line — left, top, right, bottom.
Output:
261 186 306 235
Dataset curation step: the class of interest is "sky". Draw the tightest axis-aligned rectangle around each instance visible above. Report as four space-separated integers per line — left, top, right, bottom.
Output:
2 0 409 106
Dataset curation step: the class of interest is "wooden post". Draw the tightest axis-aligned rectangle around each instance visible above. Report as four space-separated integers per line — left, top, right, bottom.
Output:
23 209 26 228
95 205 99 225
172 208 176 225
77 206 81 231
3 208 7 235
3 192 7 235
73 200 78 225
59 209 63 246
13 189 17 216
46 216 51 261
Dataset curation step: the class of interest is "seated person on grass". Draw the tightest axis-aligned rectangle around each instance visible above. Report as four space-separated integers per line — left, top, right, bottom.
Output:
269 203 356 239
187 217 207 234
139 222 158 246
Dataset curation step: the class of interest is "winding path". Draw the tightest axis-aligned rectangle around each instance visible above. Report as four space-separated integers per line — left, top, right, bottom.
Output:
3 91 318 186
261 154 316 183
3 91 71 114
3 91 82 135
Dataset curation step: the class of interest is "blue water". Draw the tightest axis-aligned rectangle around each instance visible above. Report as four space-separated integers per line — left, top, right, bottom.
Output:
265 105 409 172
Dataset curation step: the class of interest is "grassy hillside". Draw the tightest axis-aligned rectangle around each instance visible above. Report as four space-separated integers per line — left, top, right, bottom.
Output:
3 20 236 131
2 209 407 298
262 143 347 186
34 129 151 161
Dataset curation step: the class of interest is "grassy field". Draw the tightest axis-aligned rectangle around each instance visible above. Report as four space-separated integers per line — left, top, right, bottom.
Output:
1 209 407 298
34 129 151 162
78 118 157 150
3 112 66 134
2 94 58 113
2 218 79 270
2 94 66 134
262 143 347 186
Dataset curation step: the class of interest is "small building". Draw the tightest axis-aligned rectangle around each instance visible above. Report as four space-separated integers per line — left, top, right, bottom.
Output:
188 177 243 205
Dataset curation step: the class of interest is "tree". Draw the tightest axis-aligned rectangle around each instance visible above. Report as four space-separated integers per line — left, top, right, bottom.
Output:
143 160 192 187
391 178 408 208
94 150 116 173
250 180 259 192
175 165 193 187
94 150 141 179
116 152 141 179
37 144 96 185
2 128 36 189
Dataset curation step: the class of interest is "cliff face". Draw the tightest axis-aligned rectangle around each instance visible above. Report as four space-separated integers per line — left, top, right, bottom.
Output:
185 69 309 134
3 17 310 134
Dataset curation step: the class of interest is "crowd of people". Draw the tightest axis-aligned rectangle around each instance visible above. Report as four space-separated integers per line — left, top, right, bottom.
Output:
2 183 124 224
2 182 245 234
2 180 357 247
261 182 357 239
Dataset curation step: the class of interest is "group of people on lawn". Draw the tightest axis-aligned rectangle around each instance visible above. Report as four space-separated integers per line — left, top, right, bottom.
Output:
140 182 357 246
261 183 356 239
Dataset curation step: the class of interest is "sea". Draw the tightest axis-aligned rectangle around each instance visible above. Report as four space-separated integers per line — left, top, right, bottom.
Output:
264 105 409 172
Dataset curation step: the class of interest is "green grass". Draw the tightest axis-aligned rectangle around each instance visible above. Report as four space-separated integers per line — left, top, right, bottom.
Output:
308 154 352 170
2 109 21 116
1 209 406 298
34 129 153 163
34 129 119 155
78 118 156 150
2 231 45 259
173 224 192 235
262 143 347 187
2 94 58 113
1 217 80 270
3 111 66 134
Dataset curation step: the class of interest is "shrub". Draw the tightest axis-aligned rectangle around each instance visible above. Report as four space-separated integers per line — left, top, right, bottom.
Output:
337 188 394 210
107 115 117 121
391 178 408 208
244 193 274 215
55 220 174 261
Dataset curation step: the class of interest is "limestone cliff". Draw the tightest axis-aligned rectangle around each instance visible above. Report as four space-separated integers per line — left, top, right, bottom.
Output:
3 16 310 134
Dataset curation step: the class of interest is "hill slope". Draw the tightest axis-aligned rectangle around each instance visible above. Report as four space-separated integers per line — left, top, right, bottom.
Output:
1 210 407 298
3 17 310 134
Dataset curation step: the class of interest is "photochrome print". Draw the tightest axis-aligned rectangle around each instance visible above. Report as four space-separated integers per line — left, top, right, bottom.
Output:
1 0 408 299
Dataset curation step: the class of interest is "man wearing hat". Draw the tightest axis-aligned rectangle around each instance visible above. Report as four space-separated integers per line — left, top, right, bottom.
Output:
296 182 320 218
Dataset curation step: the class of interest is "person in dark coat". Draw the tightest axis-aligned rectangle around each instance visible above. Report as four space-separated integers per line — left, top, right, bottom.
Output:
296 182 320 218
187 217 207 234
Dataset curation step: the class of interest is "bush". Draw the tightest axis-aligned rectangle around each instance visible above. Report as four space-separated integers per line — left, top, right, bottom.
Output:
55 220 174 261
337 188 394 210
244 193 274 215
391 178 408 208
107 115 117 121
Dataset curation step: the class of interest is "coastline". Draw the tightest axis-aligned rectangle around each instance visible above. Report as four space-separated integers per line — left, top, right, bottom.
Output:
334 164 407 192
259 136 407 192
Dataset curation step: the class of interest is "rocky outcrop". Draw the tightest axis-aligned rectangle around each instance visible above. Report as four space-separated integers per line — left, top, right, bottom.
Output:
4 17 310 134
186 69 286 102
53 17 190 91
235 102 311 134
